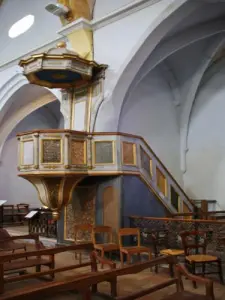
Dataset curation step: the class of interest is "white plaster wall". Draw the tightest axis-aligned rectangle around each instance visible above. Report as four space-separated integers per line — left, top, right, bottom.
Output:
0 103 62 208
94 0 137 19
184 64 225 207
94 0 174 77
94 0 200 132
0 0 61 67
0 66 21 88
118 67 182 184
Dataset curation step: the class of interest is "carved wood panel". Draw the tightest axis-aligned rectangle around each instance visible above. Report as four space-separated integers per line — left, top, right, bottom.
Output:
42 139 61 163
71 140 86 165
122 142 136 165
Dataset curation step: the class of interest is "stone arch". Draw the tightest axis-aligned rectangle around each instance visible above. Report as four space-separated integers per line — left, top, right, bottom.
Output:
94 0 200 131
0 90 62 207
118 23 225 134
126 20 225 107
0 72 28 123
0 78 62 162
180 36 225 172
0 93 57 161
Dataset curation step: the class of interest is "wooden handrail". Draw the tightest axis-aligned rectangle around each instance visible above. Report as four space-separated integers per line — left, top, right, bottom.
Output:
4 262 92 284
0 243 93 263
129 215 225 224
0 255 214 300
0 233 40 243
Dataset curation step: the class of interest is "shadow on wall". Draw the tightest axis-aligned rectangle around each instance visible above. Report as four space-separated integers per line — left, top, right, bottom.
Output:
122 175 167 228
118 68 182 186
0 101 64 208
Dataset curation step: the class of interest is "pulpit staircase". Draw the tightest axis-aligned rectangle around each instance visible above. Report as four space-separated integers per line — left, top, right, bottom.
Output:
17 130 197 216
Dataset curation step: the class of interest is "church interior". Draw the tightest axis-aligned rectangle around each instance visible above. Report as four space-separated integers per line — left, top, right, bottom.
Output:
1 0 225 299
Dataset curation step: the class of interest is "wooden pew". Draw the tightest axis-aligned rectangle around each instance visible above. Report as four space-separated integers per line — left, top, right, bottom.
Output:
0 233 40 254
0 255 215 300
0 242 94 294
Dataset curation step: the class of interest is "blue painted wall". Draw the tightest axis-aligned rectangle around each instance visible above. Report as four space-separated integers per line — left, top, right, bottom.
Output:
58 175 167 244
122 176 166 228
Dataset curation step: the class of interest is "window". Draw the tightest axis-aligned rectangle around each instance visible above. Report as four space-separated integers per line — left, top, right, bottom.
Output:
8 15 34 38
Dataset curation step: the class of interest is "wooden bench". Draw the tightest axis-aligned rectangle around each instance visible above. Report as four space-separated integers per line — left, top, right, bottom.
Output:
0 242 94 294
0 233 40 254
0 254 215 300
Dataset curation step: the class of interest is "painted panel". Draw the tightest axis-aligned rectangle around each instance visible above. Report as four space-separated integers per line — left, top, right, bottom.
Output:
74 101 86 131
94 141 114 164
156 167 167 197
22 140 34 165
122 142 136 165
42 139 61 163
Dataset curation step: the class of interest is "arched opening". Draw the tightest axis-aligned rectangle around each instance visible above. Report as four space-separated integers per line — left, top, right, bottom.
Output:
0 84 63 208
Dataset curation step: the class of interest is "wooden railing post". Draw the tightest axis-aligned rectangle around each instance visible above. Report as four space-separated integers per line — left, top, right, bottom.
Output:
201 200 208 220
0 262 4 294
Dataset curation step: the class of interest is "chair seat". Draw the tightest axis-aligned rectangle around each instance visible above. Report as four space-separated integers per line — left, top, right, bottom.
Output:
120 246 150 254
186 254 218 263
162 291 210 300
160 249 184 256
94 243 118 251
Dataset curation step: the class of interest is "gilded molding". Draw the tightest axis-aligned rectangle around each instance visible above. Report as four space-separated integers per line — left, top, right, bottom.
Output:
25 176 84 220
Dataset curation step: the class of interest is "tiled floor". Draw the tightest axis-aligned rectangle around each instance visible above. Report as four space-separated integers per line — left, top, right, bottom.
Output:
4 226 225 299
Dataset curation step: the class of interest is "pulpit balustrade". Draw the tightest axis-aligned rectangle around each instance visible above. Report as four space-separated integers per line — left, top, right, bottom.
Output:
17 130 196 218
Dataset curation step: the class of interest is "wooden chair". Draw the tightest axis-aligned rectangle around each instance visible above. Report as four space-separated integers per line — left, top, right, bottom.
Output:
3 205 15 224
16 203 29 224
92 226 118 268
180 230 223 288
119 228 152 266
150 230 184 276
74 224 93 264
